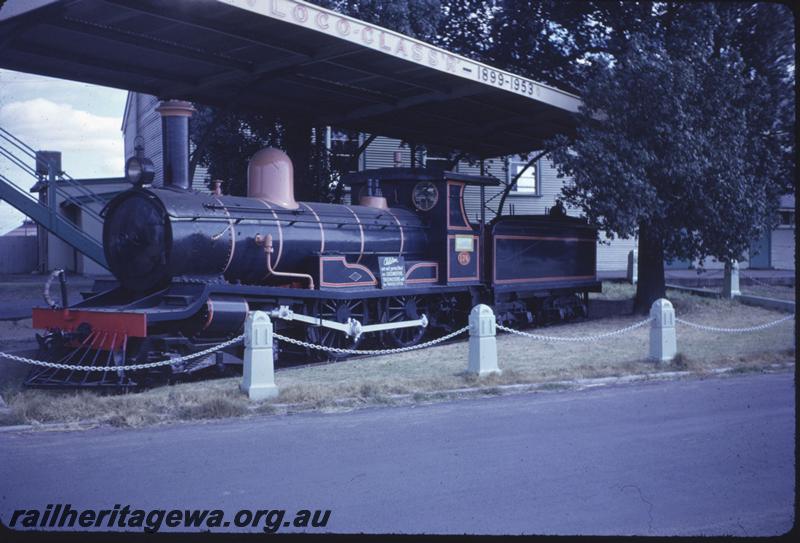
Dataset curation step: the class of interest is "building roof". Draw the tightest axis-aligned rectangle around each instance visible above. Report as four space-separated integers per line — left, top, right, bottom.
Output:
0 0 581 158
2 219 37 236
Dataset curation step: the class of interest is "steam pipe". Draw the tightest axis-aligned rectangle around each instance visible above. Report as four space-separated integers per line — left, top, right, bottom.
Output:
255 233 315 290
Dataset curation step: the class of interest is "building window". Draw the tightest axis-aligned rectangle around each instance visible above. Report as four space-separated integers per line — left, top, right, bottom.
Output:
423 144 455 172
327 128 361 173
508 156 539 195
778 210 795 228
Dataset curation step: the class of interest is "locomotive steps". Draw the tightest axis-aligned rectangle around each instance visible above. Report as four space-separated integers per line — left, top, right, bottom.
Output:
0 282 795 430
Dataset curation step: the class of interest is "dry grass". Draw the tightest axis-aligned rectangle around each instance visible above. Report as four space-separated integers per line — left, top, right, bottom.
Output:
0 282 794 429
591 281 638 300
0 379 253 427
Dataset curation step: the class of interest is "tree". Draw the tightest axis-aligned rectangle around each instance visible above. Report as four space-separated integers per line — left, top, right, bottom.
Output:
189 107 283 197
485 1 661 92
436 0 496 61
549 3 794 312
314 0 443 41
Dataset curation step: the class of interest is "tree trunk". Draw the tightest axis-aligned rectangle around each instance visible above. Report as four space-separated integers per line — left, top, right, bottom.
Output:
634 222 666 314
284 122 312 201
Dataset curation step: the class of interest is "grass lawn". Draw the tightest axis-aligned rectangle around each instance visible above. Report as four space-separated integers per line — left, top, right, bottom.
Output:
0 282 794 428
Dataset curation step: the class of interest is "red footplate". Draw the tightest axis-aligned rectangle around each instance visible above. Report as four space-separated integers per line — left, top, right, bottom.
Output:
32 308 147 351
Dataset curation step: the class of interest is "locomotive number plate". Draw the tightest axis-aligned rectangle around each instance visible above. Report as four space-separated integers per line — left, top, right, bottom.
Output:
379 256 406 288
454 235 474 252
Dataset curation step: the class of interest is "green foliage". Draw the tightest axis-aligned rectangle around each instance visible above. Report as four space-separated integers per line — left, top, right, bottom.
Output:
437 0 496 60
312 0 443 41
549 3 794 266
188 0 794 268
306 127 341 203
485 1 658 92
189 106 283 197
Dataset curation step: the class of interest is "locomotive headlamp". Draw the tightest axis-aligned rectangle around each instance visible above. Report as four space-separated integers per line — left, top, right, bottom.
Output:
125 156 155 186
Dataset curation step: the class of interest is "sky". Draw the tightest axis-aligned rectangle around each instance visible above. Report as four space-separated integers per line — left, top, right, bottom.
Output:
0 68 128 234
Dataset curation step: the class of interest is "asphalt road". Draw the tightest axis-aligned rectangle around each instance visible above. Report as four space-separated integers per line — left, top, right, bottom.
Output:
0 372 794 536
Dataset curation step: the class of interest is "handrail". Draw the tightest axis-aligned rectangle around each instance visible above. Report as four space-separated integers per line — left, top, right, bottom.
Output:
51 185 105 221
0 172 34 197
0 145 38 176
0 126 37 158
0 125 110 267
0 173 107 267
0 130 108 218
0 165 105 225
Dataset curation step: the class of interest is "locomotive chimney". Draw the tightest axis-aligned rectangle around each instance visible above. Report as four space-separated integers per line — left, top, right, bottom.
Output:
247 147 299 209
156 99 195 190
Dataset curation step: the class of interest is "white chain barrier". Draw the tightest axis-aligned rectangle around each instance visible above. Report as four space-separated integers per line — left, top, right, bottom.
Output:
740 273 791 290
273 325 470 356
0 325 469 371
691 268 725 279
0 335 244 372
0 310 793 372
496 318 653 342
675 314 795 333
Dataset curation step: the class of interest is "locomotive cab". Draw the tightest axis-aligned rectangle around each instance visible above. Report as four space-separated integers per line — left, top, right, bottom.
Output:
343 168 500 286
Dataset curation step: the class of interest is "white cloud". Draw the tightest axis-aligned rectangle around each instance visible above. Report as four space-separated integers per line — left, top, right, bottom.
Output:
0 69 128 118
0 71 126 234
0 98 120 152
0 98 123 179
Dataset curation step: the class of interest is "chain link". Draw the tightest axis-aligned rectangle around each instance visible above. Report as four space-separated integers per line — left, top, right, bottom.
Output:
496 318 653 342
3 310 792 371
740 273 789 290
690 268 725 279
0 335 244 372
675 314 794 333
1 325 468 369
273 325 470 355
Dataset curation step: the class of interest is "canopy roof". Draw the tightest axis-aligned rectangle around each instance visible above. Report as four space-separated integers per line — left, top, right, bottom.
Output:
0 0 581 157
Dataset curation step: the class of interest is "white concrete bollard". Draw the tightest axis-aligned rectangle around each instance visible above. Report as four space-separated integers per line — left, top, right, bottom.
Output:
240 311 279 400
627 249 638 284
722 261 741 299
649 298 676 363
468 304 501 376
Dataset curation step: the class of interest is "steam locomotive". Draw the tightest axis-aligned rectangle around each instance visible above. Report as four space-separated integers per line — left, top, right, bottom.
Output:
28 142 600 389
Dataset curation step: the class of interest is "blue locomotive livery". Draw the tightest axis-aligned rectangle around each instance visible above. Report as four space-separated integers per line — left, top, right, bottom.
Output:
29 147 600 389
